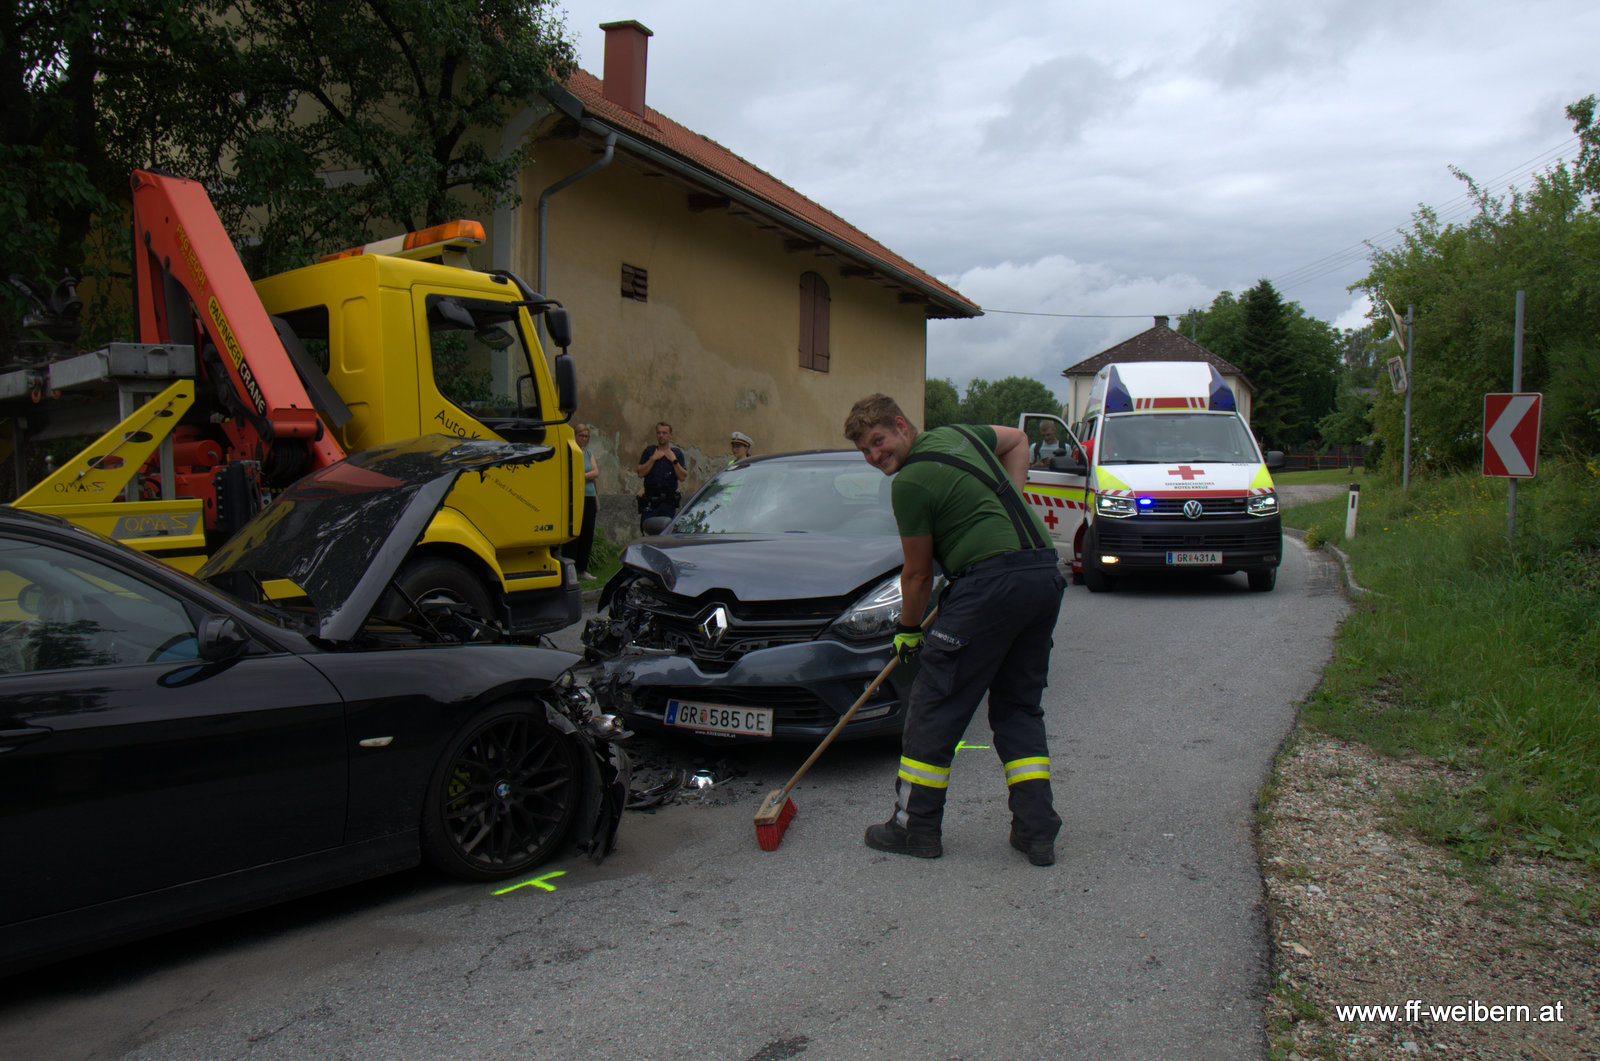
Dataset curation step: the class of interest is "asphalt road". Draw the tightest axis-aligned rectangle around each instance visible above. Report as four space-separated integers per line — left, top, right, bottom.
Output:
1 540 1348 1061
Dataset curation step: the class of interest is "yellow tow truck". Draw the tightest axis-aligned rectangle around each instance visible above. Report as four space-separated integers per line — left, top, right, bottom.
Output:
3 170 584 638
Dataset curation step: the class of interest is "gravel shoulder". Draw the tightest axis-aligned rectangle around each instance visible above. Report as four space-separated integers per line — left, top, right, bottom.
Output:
1265 503 1598 1060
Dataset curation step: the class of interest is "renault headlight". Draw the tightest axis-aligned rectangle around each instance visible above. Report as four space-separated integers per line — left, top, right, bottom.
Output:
829 575 903 639
828 574 947 640
1247 492 1280 517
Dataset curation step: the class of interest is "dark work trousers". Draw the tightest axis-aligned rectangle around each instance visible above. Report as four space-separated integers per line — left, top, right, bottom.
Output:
565 494 597 572
892 547 1066 843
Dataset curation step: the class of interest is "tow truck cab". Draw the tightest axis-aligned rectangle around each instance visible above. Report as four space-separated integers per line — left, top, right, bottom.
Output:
253 226 583 637
1022 361 1285 593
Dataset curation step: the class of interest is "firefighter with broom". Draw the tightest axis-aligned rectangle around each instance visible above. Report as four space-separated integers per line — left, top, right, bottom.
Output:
843 393 1067 865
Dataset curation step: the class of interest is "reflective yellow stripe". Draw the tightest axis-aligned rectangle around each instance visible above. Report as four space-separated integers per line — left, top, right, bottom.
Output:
898 757 950 789
1004 756 1050 785
1094 465 1130 491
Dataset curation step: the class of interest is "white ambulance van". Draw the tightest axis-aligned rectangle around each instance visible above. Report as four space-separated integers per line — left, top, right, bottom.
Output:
1022 361 1285 592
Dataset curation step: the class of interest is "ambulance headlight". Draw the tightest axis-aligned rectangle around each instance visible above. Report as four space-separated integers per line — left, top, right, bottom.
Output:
1095 493 1138 518
1247 492 1280 517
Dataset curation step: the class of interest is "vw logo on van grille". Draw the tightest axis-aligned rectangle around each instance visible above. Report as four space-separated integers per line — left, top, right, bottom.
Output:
1183 499 1204 519
700 605 730 646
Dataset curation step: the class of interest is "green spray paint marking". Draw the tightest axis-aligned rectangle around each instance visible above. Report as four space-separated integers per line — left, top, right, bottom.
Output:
953 741 990 757
492 870 566 895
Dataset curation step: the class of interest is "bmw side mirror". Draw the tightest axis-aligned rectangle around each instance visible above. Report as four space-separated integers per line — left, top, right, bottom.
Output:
197 614 250 661
642 515 672 536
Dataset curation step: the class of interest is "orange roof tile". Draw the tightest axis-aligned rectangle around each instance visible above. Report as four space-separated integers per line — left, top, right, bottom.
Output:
557 69 980 319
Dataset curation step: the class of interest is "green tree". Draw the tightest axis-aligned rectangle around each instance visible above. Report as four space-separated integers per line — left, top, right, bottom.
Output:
1357 112 1600 469
2 0 575 356
1189 284 1342 451
924 377 959 429
207 0 576 275
957 375 1058 427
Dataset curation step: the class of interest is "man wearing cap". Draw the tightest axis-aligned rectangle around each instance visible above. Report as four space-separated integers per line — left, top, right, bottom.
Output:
728 431 753 466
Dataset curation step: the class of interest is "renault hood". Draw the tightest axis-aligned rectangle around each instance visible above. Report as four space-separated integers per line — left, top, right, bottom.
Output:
615 533 907 602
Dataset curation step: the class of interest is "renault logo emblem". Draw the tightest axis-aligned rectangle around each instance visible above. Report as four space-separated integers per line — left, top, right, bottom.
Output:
700 606 730 646
1183 499 1204 519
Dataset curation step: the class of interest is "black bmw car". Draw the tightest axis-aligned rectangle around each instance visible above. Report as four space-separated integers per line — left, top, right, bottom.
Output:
583 450 934 742
0 436 628 975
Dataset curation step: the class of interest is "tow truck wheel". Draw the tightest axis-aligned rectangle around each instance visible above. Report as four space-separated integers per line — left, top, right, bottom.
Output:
381 558 495 628
421 703 581 880
1247 568 1277 592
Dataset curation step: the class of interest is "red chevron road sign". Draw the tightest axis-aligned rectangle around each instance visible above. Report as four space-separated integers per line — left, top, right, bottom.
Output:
1482 393 1541 478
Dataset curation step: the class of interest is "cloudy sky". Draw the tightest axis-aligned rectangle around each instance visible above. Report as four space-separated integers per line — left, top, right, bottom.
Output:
551 1 1596 403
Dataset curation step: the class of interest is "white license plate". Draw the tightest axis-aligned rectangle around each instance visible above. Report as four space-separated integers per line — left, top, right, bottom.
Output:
664 699 774 738
1167 550 1222 565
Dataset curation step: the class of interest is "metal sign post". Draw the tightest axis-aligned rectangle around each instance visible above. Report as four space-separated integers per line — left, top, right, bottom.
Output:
1384 300 1414 495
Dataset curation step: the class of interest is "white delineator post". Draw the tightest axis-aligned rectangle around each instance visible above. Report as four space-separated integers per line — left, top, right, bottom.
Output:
1345 483 1360 540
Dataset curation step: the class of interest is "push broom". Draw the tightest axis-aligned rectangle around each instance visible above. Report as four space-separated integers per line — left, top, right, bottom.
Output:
754 608 936 851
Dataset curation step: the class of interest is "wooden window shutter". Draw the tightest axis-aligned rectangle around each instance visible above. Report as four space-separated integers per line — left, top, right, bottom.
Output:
799 271 830 372
621 263 648 301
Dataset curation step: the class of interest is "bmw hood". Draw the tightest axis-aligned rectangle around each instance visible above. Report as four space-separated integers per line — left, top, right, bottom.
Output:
616 533 905 601
199 434 553 641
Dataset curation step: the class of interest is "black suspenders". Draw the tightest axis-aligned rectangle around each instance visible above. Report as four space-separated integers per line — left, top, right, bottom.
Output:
902 426 1050 551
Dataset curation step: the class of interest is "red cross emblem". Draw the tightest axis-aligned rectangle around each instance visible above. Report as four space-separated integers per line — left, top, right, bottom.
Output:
1168 465 1205 480
1043 509 1058 529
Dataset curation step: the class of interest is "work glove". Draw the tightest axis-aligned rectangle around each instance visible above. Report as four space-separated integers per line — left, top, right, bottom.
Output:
893 624 924 664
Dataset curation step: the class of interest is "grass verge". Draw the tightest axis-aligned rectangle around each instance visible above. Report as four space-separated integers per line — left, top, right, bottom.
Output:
1285 457 1600 866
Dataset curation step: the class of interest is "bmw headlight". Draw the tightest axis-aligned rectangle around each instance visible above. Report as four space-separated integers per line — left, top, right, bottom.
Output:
1247 492 1280 517
1095 493 1138 518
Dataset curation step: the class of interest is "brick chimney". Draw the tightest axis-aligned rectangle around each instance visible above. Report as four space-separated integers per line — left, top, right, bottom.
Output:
600 20 653 116
1154 315 1169 329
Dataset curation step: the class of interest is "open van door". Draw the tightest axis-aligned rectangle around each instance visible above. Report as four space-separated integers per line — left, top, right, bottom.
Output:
1018 413 1087 578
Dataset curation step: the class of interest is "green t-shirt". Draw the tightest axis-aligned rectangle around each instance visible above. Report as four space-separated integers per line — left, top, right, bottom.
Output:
891 425 1049 574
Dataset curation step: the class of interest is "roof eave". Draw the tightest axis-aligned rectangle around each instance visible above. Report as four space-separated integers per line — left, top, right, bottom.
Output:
540 88 980 321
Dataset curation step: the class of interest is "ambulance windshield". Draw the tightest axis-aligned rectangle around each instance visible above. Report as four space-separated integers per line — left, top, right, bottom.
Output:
1098 413 1259 464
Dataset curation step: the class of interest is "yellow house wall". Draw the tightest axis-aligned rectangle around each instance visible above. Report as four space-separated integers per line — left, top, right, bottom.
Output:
512 138 928 512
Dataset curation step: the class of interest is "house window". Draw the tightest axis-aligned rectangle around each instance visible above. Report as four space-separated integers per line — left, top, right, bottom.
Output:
799 271 830 372
621 263 648 302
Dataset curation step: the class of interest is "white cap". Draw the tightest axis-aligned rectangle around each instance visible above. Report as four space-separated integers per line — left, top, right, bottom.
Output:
730 431 753 446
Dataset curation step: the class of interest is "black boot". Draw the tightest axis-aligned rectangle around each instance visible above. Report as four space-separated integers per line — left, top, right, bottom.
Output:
1009 828 1055 866
864 819 942 858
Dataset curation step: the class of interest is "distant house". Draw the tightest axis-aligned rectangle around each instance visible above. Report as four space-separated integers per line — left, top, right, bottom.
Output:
483 20 979 541
1060 315 1254 425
